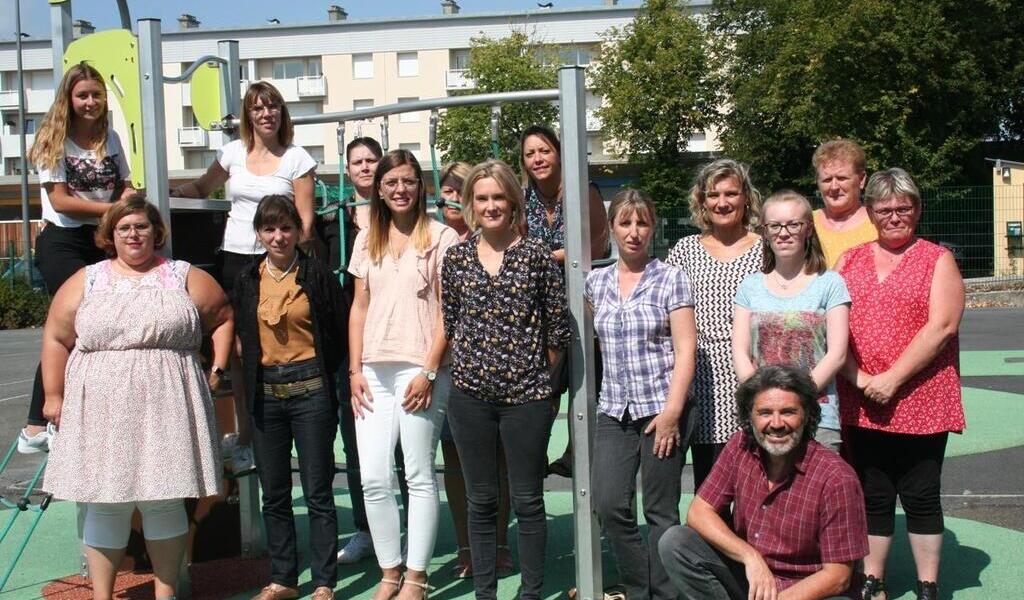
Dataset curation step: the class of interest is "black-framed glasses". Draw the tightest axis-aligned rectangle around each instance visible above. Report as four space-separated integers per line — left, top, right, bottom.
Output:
763 221 807 236
871 206 915 219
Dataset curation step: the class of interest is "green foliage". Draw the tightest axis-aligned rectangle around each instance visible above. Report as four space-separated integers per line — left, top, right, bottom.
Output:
0 280 50 329
436 32 559 167
708 0 1024 191
589 0 719 209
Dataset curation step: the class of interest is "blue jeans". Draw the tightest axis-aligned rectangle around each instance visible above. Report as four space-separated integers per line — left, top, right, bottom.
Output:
252 358 338 588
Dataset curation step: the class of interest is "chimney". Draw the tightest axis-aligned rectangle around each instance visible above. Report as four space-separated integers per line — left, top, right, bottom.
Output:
441 1 460 15
177 14 200 30
72 19 95 38
327 5 348 21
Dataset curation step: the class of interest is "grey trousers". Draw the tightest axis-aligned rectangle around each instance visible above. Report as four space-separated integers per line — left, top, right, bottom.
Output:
657 525 851 600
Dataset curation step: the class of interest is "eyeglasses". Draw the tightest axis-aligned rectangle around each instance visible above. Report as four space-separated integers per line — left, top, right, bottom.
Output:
249 103 281 115
763 221 807 236
381 178 420 191
871 206 915 219
115 222 152 237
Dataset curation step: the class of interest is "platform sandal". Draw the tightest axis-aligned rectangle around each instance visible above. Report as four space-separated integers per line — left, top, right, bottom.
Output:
376 577 402 600
861 574 887 600
400 578 434 599
916 580 938 600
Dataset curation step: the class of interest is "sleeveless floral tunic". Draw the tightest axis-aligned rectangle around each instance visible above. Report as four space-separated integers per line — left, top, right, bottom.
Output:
837 240 965 434
44 259 222 502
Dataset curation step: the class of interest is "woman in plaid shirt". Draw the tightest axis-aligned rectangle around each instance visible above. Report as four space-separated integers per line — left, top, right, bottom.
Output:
586 189 698 600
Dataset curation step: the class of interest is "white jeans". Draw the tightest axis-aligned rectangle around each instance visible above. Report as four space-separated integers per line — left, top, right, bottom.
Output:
357 362 449 571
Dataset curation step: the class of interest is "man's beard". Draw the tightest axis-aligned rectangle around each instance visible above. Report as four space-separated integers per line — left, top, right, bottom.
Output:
753 421 806 457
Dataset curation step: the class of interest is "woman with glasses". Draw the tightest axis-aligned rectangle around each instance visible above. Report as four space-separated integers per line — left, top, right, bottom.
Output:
731 190 850 452
837 169 965 600
174 81 317 475
42 196 230 600
349 150 459 599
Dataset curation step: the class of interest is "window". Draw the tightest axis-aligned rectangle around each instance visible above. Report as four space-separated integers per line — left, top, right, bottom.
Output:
289 102 321 118
558 47 591 66
397 52 419 77
239 62 249 81
397 97 420 123
450 49 470 70
353 54 373 79
308 58 322 77
23 118 36 134
273 60 305 80
353 98 374 111
305 146 325 164
398 142 421 158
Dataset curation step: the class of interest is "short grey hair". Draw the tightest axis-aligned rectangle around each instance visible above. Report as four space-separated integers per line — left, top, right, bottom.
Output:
735 365 821 440
864 167 921 209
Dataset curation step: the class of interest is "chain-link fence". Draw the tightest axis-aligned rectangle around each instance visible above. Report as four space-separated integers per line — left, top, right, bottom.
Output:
645 185 1024 283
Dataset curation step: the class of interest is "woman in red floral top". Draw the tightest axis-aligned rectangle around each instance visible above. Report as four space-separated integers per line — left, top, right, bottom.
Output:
837 168 965 600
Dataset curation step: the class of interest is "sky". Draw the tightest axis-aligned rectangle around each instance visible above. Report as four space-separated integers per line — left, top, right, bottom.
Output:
2 0 637 39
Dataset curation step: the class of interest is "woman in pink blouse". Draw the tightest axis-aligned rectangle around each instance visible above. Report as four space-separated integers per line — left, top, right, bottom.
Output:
837 168 965 600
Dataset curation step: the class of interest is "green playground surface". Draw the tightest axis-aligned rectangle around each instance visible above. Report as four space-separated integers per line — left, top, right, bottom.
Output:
1 349 1022 599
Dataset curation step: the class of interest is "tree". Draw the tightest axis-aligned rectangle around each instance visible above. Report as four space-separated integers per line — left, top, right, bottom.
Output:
589 0 719 208
436 32 558 167
708 0 1024 191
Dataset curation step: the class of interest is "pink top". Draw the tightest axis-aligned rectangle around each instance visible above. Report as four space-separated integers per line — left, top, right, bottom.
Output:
348 219 459 366
837 239 965 434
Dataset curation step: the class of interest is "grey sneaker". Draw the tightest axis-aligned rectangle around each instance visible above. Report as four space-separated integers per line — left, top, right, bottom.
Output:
336 530 374 564
231 443 256 476
17 423 54 454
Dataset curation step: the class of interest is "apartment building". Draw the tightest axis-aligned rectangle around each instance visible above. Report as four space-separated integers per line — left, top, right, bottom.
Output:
0 0 715 187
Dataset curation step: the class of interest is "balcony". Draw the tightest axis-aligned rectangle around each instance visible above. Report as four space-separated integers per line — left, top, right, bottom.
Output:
177 127 208 148
445 69 474 91
0 90 17 109
0 133 35 159
0 89 54 113
297 76 326 98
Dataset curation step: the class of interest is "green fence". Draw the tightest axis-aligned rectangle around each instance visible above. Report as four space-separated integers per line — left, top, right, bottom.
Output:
643 185 1023 282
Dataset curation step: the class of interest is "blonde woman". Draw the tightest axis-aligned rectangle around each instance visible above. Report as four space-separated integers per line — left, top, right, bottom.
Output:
20 62 135 455
349 149 459 599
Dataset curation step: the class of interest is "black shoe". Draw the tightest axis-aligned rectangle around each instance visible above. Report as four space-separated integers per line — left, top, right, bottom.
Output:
916 580 938 600
546 455 572 478
861 574 886 600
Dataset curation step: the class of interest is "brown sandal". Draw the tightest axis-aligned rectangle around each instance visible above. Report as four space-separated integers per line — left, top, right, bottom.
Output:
400 578 434 599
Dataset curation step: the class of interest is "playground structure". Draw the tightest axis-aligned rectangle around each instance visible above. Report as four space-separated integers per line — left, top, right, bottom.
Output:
0 2 607 599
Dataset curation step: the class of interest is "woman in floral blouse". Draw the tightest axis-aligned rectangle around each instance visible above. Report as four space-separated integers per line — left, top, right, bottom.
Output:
442 159 570 600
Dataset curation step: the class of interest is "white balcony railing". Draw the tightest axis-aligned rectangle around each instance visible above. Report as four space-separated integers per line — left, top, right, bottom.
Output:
445 69 475 91
0 90 18 109
177 127 208 148
297 75 326 98
0 133 35 159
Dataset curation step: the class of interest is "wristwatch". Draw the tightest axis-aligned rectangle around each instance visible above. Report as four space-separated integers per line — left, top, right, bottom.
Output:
211 366 226 376
421 369 437 382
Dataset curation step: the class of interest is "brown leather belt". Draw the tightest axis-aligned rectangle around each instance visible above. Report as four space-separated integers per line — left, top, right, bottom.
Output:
263 377 323 400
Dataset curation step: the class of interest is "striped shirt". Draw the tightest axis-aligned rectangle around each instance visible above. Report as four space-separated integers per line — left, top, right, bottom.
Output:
585 259 694 420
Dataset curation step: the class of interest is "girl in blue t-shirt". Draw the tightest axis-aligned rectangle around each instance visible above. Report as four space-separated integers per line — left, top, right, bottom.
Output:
732 191 851 451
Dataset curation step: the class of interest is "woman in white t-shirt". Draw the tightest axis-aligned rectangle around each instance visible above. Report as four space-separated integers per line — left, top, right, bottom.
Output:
174 81 316 474
19 62 135 454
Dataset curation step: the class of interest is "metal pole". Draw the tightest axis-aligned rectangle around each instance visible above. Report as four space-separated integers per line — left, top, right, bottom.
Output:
137 19 172 255
49 0 73 87
217 40 241 131
15 0 31 284
559 66 601 600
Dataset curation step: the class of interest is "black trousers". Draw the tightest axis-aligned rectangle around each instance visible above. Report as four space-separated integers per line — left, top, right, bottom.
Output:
691 442 728 492
658 525 851 600
252 359 338 588
593 407 694 600
28 224 106 426
448 389 553 600
847 427 948 536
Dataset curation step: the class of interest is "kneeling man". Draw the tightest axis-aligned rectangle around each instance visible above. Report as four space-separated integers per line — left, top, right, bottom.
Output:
659 365 867 599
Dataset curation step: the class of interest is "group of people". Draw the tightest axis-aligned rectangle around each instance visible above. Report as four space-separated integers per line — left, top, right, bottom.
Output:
21 67 965 600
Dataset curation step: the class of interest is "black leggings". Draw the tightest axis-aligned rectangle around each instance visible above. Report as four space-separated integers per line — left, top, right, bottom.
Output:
848 427 948 536
27 224 106 426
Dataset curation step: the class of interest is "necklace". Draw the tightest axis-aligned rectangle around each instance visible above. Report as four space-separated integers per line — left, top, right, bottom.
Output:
772 270 799 290
265 254 298 283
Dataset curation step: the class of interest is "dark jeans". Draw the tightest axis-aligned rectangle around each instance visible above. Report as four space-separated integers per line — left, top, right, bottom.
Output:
28 224 106 426
336 371 409 535
691 442 728 493
448 388 553 600
252 359 338 588
593 408 694 600
848 427 948 536
658 525 851 600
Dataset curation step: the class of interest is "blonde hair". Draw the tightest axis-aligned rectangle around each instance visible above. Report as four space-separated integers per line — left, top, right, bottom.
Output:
367 150 433 264
239 81 294 152
812 139 866 173
607 188 656 225
461 160 525 232
440 161 473 191
29 62 110 172
760 190 827 275
688 158 761 232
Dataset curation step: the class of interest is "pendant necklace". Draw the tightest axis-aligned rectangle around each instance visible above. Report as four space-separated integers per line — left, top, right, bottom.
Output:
266 254 298 283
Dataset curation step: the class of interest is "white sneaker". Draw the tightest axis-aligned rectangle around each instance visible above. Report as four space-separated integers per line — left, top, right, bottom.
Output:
17 424 54 455
336 531 374 564
231 443 256 476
